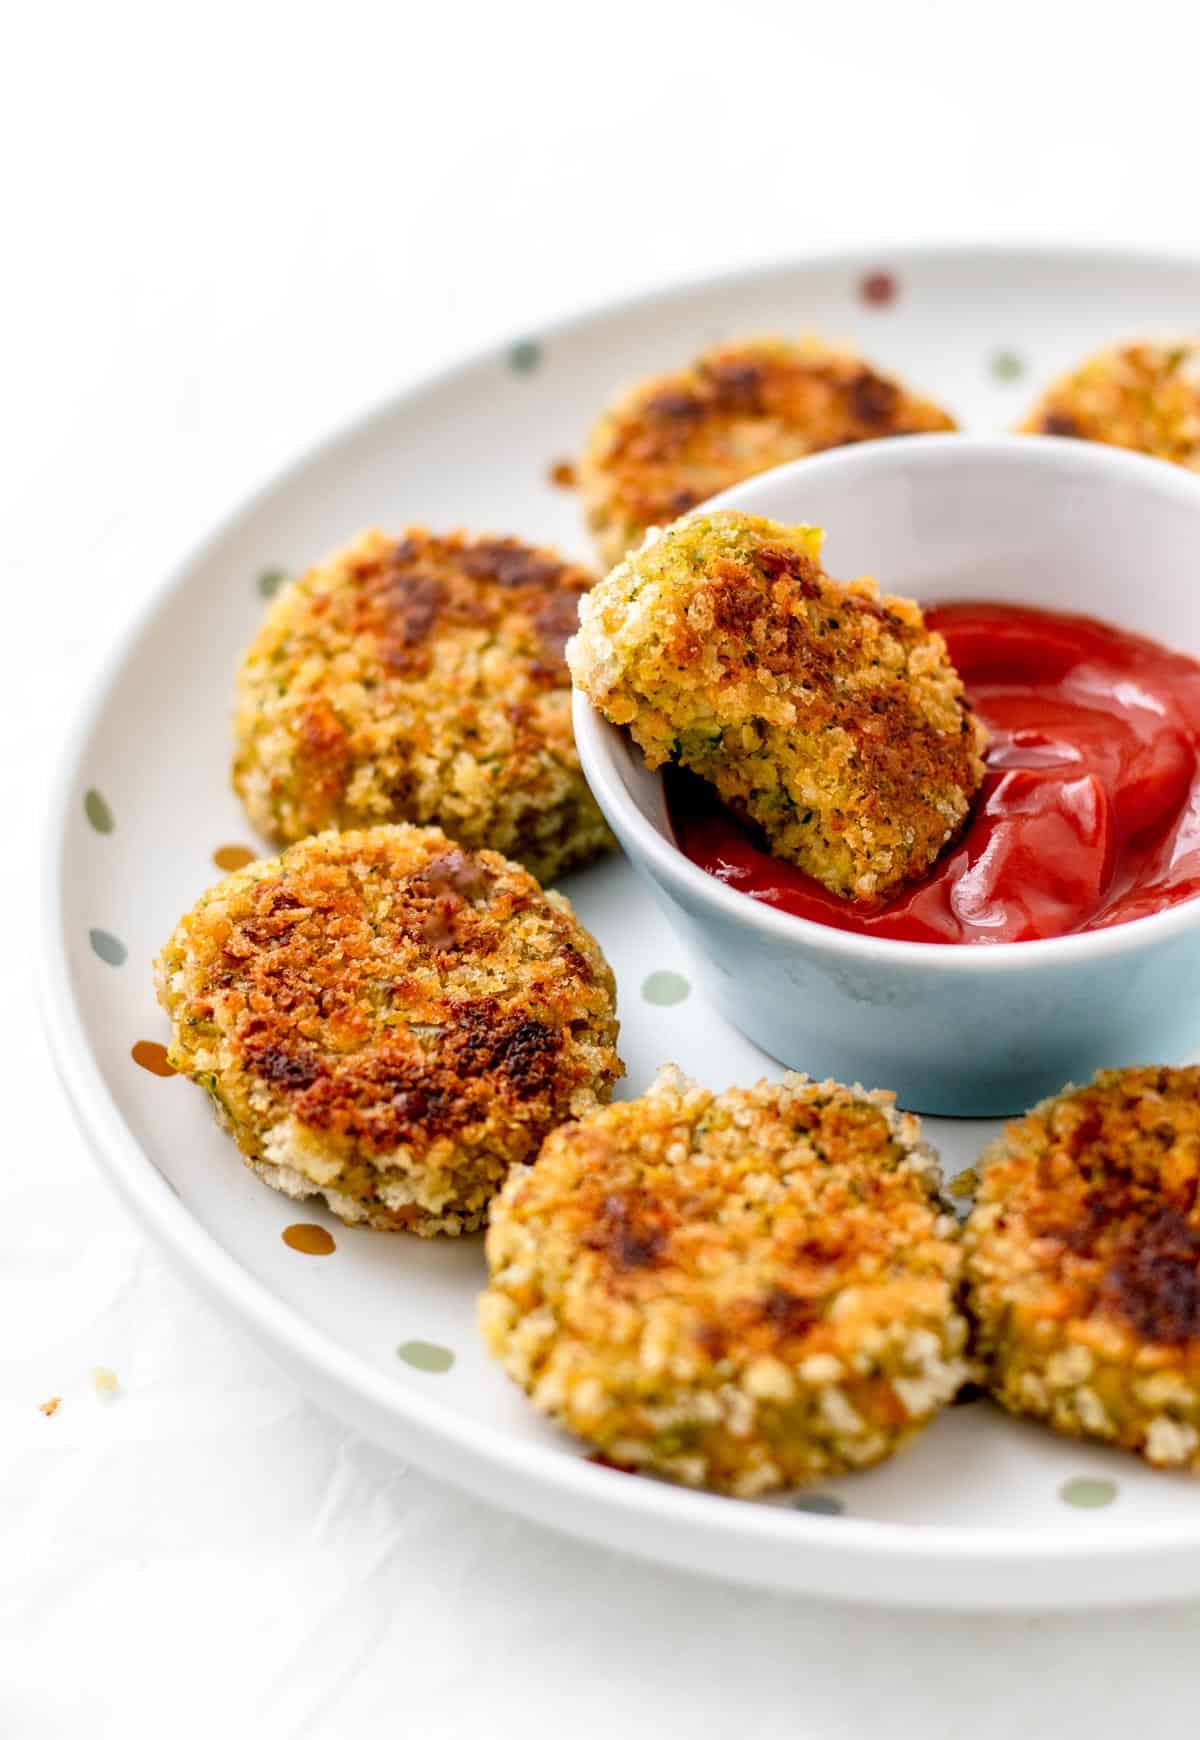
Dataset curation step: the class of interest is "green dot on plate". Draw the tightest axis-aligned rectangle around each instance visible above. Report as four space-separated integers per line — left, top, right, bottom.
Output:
990 349 1025 383
256 567 287 599
642 969 690 1006
1059 1475 1117 1509
397 1339 455 1373
793 1492 845 1515
508 339 542 374
84 788 114 834
89 928 127 967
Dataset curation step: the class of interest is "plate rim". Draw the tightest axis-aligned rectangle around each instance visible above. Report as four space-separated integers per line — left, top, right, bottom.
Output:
40 240 1200 1602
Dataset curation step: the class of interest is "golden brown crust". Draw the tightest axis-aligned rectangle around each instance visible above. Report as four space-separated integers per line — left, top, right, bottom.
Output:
1020 339 1200 468
481 1067 968 1494
568 510 988 901
579 336 957 565
232 528 615 884
155 825 622 1234
964 1066 1200 1470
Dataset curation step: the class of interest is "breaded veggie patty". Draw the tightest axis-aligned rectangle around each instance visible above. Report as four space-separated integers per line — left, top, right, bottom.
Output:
579 335 957 566
964 1067 1200 1471
1021 338 1200 468
568 510 988 901
233 528 614 885
155 825 622 1235
480 1067 968 1495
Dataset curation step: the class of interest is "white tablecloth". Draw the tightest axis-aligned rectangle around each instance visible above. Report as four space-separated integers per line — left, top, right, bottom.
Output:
8 3 1200 1733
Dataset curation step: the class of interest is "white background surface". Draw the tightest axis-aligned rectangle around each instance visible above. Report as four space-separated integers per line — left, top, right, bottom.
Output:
8 2 1200 1734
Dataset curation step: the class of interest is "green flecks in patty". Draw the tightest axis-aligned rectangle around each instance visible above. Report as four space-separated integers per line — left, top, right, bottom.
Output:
397 1339 455 1373
89 928 127 966
257 567 288 599
652 1421 704 1457
84 788 114 833
1059 1475 1118 1509
642 969 690 1006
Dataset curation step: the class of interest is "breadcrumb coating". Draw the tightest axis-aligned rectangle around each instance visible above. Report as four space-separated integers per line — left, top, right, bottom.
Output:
568 510 988 901
964 1066 1200 1472
579 335 957 566
1021 338 1200 469
233 528 614 885
481 1066 968 1495
155 825 622 1235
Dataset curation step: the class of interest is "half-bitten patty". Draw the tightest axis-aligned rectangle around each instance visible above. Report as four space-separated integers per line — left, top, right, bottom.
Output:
155 825 622 1235
233 528 614 884
568 509 988 901
964 1066 1200 1471
481 1067 968 1495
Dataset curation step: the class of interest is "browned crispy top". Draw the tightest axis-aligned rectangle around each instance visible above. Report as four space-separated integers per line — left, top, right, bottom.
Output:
340 530 591 680
1020 339 1200 468
158 826 620 1162
976 1067 1200 1349
693 538 982 843
490 1070 958 1368
580 337 956 563
232 529 613 880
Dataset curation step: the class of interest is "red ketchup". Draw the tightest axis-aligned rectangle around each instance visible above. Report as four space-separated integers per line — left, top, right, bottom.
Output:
666 602 1200 945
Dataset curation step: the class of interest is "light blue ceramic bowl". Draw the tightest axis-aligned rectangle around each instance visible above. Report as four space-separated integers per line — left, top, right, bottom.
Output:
572 435 1200 1114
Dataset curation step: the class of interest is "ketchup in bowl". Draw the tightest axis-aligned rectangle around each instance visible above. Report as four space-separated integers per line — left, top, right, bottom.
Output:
666 602 1200 945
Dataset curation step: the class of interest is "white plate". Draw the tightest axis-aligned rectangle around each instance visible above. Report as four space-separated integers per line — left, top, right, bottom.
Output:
42 245 1200 1610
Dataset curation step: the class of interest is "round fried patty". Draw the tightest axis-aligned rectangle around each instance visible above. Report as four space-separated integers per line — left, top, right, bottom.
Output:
1021 338 1200 470
481 1067 967 1494
155 825 623 1235
964 1066 1200 1471
233 527 614 884
579 335 956 566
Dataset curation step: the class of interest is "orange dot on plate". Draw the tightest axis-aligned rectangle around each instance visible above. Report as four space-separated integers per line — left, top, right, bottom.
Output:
282 1223 336 1256
213 844 257 871
131 1040 177 1077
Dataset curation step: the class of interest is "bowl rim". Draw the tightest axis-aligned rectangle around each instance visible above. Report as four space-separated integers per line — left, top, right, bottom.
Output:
37 245 1200 1603
572 431 1200 975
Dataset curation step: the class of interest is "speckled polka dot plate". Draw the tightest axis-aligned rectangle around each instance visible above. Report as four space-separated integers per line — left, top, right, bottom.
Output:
42 246 1200 1609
